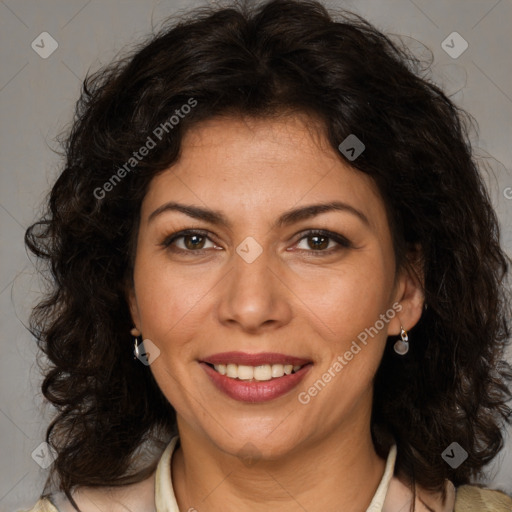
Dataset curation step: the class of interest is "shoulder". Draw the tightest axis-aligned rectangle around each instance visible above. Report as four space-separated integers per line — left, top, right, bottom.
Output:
18 498 58 512
74 472 156 512
386 473 512 512
21 438 176 512
455 484 512 511
22 470 156 512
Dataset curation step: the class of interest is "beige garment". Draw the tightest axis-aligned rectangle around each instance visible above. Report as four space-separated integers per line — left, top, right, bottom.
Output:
454 485 512 511
19 436 512 512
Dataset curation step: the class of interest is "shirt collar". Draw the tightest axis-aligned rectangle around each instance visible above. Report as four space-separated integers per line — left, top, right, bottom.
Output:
155 435 181 512
366 444 397 511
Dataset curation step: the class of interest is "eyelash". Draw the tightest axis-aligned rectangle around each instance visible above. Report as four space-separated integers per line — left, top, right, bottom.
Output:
160 229 352 257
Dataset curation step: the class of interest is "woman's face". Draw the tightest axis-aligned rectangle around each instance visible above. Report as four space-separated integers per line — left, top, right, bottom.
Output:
128 114 421 459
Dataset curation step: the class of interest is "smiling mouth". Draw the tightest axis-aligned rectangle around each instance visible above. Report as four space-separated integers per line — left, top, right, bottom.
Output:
205 362 308 381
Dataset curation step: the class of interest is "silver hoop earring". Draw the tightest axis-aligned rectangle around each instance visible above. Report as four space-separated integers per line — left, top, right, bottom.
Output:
394 326 409 355
133 336 142 360
131 328 142 360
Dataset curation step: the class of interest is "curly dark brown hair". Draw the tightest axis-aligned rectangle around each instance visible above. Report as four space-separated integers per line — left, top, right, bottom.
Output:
25 0 512 509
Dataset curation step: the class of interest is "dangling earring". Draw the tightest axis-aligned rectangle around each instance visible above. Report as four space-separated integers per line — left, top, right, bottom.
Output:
131 327 142 360
394 325 409 355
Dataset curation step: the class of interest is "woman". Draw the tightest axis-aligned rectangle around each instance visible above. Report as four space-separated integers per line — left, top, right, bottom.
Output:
23 0 512 510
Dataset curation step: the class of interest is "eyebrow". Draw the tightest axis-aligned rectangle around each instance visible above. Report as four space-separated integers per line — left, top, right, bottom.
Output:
148 200 370 228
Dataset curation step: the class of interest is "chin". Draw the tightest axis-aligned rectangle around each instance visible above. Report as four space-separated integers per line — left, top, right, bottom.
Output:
204 423 303 461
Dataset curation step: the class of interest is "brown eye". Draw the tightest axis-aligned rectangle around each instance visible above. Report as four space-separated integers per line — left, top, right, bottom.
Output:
293 229 352 255
162 230 217 252
183 234 206 250
306 235 330 250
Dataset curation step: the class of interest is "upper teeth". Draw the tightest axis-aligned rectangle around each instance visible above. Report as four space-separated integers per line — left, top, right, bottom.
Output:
213 363 303 381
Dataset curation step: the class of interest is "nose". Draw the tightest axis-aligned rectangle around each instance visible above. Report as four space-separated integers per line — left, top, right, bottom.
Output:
216 245 293 333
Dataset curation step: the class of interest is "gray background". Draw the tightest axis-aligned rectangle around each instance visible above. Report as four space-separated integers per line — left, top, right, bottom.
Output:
1 0 511 510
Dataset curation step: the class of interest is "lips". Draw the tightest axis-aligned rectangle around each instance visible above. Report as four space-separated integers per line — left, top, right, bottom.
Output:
199 352 313 402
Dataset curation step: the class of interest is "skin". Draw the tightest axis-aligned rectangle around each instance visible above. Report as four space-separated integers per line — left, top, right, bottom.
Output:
127 113 424 512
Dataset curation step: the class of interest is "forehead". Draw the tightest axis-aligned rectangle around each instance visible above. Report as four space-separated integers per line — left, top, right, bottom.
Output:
141 114 387 233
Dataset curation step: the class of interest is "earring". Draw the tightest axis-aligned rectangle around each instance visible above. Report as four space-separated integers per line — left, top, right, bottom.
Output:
131 327 142 360
394 325 409 355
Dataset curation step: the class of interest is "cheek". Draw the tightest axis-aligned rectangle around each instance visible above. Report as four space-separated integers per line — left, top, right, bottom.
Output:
296 255 393 407
132 253 216 349
296 268 392 421
293 252 393 344
132 256 210 407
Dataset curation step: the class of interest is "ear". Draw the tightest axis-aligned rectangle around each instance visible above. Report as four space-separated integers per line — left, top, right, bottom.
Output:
388 245 425 336
126 282 142 333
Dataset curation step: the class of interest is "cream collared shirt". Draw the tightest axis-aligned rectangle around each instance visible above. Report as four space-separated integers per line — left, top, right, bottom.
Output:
23 436 456 512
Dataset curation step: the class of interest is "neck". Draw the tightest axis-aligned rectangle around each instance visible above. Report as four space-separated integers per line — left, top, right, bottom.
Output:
171 413 387 511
